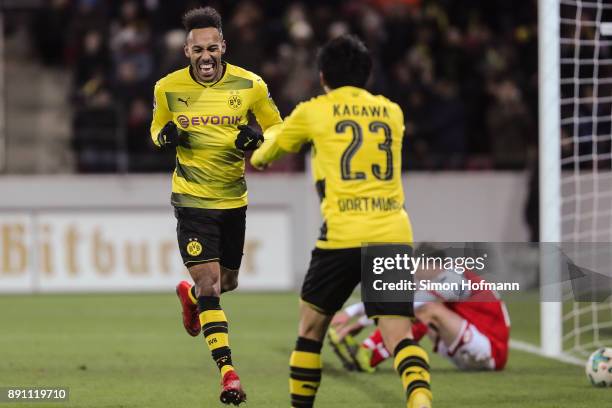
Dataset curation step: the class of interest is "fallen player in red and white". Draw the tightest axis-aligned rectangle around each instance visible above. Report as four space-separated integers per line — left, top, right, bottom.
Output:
328 266 510 372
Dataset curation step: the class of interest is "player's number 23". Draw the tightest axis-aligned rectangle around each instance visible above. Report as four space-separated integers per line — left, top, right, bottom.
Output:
337 120 393 181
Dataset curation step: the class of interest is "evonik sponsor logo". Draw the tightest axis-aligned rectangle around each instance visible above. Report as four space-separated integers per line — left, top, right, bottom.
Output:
176 115 242 129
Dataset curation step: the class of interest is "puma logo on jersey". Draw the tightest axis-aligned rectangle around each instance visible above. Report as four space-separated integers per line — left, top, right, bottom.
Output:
178 97 191 106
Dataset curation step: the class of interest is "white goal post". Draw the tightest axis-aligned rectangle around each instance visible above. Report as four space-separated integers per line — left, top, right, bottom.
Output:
540 0 612 357
539 0 563 357
0 11 5 173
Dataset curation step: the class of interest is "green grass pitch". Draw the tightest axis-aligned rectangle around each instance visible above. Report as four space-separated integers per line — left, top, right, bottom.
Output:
1 292 610 407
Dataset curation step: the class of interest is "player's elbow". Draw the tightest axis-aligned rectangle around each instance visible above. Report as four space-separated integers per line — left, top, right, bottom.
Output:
150 132 161 148
250 156 267 170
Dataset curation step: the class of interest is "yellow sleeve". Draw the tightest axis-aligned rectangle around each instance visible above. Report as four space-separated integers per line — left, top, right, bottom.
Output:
250 125 286 169
250 101 310 168
274 101 310 152
251 78 283 132
150 81 173 147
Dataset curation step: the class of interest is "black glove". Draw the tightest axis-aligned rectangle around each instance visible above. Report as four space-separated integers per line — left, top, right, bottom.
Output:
235 125 264 151
157 121 184 148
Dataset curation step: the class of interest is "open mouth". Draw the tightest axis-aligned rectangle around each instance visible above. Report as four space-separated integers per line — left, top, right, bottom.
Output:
198 61 215 78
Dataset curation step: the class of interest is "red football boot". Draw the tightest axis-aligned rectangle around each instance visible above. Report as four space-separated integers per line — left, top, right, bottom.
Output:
175 281 200 337
220 371 247 406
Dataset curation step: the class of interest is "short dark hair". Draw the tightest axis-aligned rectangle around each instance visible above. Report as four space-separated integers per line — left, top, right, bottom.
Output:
317 34 372 89
182 7 223 34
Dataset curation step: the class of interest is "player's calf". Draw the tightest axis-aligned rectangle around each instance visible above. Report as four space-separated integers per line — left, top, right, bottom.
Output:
289 337 323 408
188 263 246 402
192 269 221 297
378 318 431 408
290 305 330 408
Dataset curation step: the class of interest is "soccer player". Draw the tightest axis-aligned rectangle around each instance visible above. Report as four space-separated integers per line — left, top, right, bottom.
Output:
150 7 282 405
251 35 432 408
329 266 510 373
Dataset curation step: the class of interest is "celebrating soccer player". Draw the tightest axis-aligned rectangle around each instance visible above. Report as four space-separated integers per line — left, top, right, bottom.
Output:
150 7 282 405
252 35 432 408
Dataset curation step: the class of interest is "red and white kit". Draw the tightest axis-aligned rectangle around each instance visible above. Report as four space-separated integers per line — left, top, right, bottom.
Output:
348 270 510 371
421 270 510 370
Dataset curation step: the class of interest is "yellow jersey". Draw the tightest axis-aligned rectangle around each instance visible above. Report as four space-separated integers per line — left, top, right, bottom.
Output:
252 86 413 249
151 63 282 209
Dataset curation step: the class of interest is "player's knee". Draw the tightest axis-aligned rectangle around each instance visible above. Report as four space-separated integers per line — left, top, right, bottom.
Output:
299 321 326 340
221 276 238 293
192 272 220 297
195 282 220 297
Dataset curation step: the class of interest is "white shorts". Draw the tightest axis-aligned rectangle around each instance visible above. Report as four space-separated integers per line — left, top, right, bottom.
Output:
436 320 495 371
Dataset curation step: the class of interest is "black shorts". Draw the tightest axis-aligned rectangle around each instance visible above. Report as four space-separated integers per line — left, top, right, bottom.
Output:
301 247 414 319
175 206 246 270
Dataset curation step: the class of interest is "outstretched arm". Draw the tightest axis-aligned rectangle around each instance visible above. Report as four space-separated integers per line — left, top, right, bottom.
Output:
251 101 310 169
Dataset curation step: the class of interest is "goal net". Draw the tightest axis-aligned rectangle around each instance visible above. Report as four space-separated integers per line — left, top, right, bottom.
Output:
540 0 612 357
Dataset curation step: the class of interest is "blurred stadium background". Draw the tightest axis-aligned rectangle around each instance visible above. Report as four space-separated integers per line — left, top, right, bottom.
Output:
1 0 611 407
1 0 541 174
0 0 545 290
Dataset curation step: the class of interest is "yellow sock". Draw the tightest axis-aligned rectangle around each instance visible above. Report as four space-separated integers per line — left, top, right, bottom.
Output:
289 337 322 408
197 296 234 376
393 339 432 408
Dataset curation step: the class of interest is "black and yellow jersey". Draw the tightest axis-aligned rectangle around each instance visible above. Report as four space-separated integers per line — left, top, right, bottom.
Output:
151 63 282 209
252 86 412 249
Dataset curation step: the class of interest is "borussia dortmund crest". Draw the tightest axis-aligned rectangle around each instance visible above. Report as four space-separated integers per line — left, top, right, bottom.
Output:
228 94 242 110
186 239 203 256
